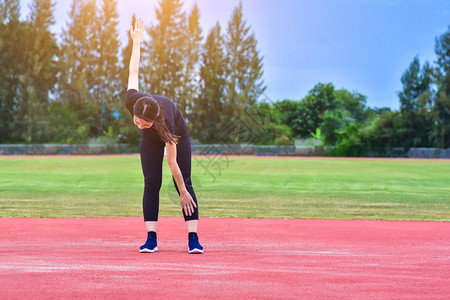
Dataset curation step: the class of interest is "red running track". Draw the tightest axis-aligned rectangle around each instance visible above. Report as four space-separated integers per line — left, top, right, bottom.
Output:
0 217 449 299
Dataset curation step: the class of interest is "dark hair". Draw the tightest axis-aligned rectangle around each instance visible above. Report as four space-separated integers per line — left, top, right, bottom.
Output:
134 96 180 144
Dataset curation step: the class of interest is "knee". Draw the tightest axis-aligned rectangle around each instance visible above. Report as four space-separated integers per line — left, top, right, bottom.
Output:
144 175 162 191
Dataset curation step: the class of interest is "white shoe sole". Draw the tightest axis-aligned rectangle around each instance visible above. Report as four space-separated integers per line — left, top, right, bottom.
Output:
139 246 158 253
188 248 204 254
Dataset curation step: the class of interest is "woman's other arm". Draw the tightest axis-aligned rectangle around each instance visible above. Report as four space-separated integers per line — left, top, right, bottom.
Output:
166 142 197 216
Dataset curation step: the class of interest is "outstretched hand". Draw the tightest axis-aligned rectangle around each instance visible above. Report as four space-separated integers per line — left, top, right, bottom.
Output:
130 18 145 42
180 191 197 217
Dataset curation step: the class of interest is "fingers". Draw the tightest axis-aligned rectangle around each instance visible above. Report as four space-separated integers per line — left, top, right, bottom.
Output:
182 204 192 216
135 18 145 31
183 205 191 217
183 203 194 216
181 195 196 216
130 18 145 36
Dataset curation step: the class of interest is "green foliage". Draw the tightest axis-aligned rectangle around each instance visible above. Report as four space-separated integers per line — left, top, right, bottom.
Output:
0 0 20 22
143 0 186 112
311 128 322 140
251 102 293 145
335 89 370 124
222 1 266 144
95 0 121 136
1 0 449 153
397 56 434 149
190 1 266 144
321 89 372 148
263 24 449 154
363 26 450 153
365 110 404 156
180 4 202 117
57 0 121 140
273 83 372 152
58 0 98 138
0 0 60 143
295 83 338 138
334 124 367 157
320 109 344 145
45 101 86 144
102 126 114 139
21 0 59 143
191 22 226 143
272 99 302 137
432 25 450 148
0 0 27 142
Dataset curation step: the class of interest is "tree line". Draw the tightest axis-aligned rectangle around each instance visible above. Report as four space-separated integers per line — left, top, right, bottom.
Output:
0 0 449 156
265 25 449 155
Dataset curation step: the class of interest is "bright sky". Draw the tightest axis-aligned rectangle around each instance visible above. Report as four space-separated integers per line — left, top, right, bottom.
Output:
20 0 450 110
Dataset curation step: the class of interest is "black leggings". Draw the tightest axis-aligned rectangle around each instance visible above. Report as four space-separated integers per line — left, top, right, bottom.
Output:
139 134 198 222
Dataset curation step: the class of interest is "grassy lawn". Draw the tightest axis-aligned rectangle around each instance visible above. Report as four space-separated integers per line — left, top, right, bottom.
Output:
0 156 449 221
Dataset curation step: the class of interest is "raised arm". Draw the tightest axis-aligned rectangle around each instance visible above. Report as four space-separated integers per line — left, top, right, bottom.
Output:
128 18 145 91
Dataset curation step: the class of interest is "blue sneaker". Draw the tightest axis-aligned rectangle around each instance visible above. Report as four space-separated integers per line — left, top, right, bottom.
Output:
140 234 158 253
188 234 204 254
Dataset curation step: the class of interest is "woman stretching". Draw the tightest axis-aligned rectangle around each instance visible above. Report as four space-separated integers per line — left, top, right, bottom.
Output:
126 18 203 254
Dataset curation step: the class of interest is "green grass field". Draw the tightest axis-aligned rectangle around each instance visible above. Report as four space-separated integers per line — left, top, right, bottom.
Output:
0 156 449 221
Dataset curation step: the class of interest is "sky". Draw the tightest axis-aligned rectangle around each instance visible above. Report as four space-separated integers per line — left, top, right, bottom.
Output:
19 0 450 110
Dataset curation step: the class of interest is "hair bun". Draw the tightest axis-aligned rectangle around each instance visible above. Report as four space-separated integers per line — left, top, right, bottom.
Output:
134 96 160 122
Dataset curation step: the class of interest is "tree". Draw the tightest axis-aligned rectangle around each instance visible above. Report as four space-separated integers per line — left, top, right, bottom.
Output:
273 100 301 128
179 3 202 119
223 1 266 143
397 56 434 148
254 101 293 145
271 99 302 142
94 0 120 135
294 83 337 138
0 0 20 22
58 0 99 141
320 89 373 146
21 0 59 142
191 22 226 142
335 89 370 124
274 83 372 148
335 123 367 157
320 109 347 145
432 25 450 148
0 0 26 142
143 0 186 113
366 110 404 156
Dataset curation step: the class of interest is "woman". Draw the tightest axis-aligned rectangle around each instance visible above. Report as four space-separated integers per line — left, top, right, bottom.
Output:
126 18 203 254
